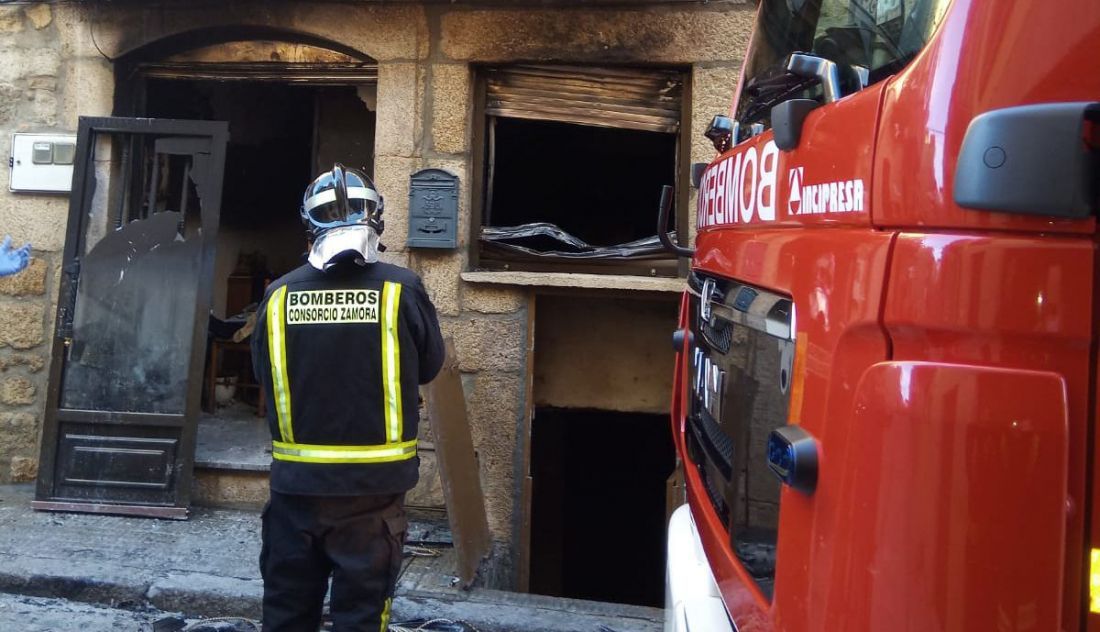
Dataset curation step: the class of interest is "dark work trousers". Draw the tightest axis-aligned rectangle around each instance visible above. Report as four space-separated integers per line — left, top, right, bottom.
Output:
260 491 407 632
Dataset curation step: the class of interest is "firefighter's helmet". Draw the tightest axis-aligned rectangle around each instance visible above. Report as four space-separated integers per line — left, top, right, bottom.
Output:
300 163 385 270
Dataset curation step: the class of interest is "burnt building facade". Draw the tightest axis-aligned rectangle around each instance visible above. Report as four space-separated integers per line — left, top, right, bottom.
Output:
0 0 753 601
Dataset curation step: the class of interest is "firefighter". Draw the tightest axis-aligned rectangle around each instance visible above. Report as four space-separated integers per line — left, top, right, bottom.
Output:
251 163 445 631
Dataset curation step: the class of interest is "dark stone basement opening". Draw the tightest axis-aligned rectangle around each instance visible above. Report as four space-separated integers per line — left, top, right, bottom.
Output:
529 407 675 607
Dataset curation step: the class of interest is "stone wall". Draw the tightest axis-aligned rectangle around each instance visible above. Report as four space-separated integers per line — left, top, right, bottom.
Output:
0 0 755 582
0 3 114 482
408 4 752 558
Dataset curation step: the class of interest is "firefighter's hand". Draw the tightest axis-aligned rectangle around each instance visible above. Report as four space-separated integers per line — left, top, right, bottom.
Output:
0 236 31 277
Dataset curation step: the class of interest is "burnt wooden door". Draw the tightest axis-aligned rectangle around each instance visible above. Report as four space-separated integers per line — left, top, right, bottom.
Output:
34 117 228 519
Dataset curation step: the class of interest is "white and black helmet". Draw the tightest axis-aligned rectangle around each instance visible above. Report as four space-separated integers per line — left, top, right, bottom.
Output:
300 163 384 239
301 163 386 271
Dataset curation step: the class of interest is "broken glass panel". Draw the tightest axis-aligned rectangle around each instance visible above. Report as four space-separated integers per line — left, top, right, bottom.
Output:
60 131 209 415
60 211 200 414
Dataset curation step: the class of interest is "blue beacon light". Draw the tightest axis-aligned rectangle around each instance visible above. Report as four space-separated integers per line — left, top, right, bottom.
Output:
766 425 818 494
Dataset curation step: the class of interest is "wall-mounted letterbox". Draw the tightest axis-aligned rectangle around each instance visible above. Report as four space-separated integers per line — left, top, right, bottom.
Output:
408 168 459 249
9 133 78 193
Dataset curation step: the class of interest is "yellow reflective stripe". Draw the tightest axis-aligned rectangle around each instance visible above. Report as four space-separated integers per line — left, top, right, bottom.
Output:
271 439 417 464
379 597 392 632
1091 548 1100 613
267 285 294 443
381 281 404 444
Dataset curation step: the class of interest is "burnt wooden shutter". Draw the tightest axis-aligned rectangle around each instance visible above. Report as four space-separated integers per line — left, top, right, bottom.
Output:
485 65 684 133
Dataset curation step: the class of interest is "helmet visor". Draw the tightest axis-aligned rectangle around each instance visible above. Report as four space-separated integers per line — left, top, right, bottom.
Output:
303 186 381 229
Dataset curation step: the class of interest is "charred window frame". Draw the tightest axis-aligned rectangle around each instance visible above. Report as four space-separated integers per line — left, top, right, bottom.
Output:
470 65 691 277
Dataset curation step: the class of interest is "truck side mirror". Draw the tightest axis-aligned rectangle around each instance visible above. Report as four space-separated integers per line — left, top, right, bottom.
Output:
785 53 842 103
768 53 845 152
772 99 820 151
954 102 1099 219
704 115 738 153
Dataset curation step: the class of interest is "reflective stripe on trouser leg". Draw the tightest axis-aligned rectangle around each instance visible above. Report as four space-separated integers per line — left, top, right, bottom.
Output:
379 598 392 632
381 281 403 443
267 285 294 443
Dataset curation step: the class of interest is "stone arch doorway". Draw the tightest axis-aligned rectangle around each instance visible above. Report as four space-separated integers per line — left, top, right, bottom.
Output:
121 32 381 505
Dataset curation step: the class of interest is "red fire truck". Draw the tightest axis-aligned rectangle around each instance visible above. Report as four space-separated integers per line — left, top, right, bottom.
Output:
663 0 1099 630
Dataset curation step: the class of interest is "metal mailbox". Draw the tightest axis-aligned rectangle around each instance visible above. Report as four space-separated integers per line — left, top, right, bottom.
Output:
408 168 459 249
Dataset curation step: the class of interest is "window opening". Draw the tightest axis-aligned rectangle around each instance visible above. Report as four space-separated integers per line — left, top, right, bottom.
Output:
529 407 675 607
477 65 685 276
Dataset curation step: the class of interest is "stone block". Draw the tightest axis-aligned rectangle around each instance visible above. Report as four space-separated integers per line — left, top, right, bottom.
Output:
373 156 421 252
0 411 35 430
462 284 526 314
73 3 423 62
376 251 410 268
0 257 46 296
414 251 464 317
192 470 269 511
59 57 114 128
0 375 36 405
0 412 37 452
28 88 58 127
25 4 51 30
691 65 742 165
52 4 111 58
440 7 754 64
0 302 44 350
0 195 69 252
9 456 37 482
0 82 21 124
0 353 46 372
431 64 470 155
375 63 421 158
465 370 522 542
0 48 60 83
0 412 38 452
467 370 523 432
0 7 23 33
292 4 427 62
27 76 57 91
446 315 525 373
406 447 445 509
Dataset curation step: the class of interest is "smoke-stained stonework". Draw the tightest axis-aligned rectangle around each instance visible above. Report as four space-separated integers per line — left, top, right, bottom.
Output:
0 0 756 589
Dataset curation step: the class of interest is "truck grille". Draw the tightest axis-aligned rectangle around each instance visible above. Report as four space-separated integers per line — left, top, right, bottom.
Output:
685 270 794 600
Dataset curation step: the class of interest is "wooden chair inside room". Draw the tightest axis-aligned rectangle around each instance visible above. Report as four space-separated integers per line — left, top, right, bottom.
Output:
204 273 266 416
205 338 265 417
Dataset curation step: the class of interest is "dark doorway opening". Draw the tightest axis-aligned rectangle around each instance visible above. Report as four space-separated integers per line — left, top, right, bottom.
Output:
529 407 675 607
141 78 376 470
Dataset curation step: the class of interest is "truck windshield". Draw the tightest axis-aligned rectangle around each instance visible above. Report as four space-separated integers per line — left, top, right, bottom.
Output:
737 0 950 126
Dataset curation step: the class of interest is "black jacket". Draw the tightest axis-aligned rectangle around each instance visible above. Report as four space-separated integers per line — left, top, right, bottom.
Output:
251 261 445 496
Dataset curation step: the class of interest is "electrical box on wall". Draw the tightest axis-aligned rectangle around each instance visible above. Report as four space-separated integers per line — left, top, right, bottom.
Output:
408 168 459 249
9 133 77 193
